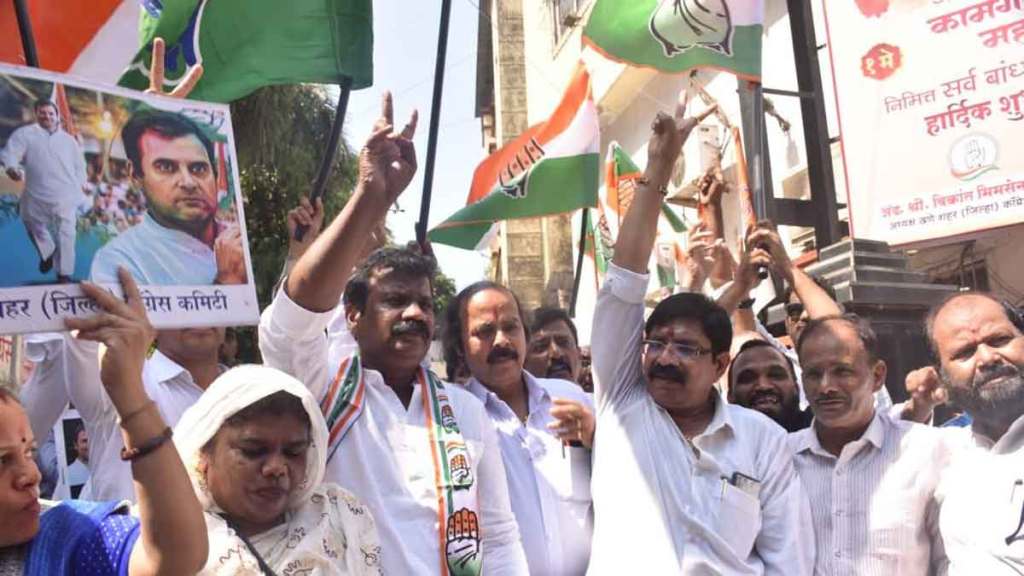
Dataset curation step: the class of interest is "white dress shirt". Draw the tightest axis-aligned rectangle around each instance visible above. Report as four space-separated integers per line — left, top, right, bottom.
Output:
0 123 86 205
588 263 814 575
90 213 217 285
19 332 209 501
789 410 949 575
936 415 1024 575
259 288 529 576
464 372 593 575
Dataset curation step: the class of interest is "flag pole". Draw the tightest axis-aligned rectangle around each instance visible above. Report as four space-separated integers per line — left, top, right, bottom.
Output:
569 209 589 317
13 0 40 67
294 75 353 241
416 0 453 246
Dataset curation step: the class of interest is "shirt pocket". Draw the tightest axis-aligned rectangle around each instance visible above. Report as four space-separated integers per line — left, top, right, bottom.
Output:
715 482 762 557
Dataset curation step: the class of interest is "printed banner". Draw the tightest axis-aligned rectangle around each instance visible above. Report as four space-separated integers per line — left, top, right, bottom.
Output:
822 0 1024 246
0 63 259 333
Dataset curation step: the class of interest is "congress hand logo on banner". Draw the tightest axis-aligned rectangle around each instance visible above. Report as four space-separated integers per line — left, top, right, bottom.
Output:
649 0 734 57
446 508 482 576
950 133 998 181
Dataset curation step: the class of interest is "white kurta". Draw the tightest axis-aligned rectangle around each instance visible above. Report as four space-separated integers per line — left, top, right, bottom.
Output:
1 123 86 276
259 288 530 576
90 213 217 285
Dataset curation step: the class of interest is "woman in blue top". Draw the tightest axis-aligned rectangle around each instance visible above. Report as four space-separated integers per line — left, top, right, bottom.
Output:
0 267 208 575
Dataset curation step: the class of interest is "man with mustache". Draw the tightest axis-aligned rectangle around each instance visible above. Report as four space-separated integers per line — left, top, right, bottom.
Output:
524 307 582 384
587 97 813 574
727 339 811 432
444 283 595 575
259 93 528 575
913 293 1024 573
90 109 246 285
791 314 949 574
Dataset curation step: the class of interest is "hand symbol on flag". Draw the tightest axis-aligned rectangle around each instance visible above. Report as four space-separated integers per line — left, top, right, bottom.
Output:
446 508 482 576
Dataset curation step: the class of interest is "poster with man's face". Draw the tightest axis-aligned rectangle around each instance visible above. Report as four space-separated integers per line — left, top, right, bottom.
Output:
0 63 258 333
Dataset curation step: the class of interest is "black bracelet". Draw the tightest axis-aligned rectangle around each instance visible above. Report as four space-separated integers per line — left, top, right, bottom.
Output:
737 298 756 310
120 427 173 462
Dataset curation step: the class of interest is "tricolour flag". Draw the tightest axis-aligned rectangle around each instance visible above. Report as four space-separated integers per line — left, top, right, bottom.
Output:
119 0 373 102
430 65 600 250
583 0 764 81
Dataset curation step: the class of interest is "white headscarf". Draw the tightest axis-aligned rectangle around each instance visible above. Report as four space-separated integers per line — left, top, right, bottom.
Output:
173 364 328 512
172 365 382 575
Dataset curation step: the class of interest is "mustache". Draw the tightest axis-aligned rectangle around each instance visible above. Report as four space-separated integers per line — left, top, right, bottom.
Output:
487 346 519 364
974 363 1022 388
391 320 429 339
648 363 687 384
547 358 572 375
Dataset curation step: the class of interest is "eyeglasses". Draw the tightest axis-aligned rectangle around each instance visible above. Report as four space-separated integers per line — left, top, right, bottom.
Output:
642 340 711 359
785 302 805 320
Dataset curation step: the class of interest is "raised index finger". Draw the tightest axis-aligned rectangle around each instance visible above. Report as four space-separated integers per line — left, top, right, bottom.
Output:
674 89 691 122
149 38 166 93
380 91 394 128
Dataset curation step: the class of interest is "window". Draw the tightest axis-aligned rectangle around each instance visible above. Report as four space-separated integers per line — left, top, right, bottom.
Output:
551 0 591 45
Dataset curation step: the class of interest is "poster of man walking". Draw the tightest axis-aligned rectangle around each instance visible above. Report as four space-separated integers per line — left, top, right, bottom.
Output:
0 63 258 333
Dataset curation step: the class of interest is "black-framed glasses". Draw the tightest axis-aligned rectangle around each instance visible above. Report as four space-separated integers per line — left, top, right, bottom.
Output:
642 340 711 360
785 302 805 320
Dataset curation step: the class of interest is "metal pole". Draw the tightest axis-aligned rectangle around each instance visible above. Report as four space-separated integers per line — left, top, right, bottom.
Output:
569 209 588 317
294 76 353 241
416 0 454 246
13 0 40 67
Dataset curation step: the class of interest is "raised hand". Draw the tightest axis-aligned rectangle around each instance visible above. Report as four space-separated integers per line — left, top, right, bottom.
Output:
645 93 717 189
745 221 794 283
65 268 155 410
547 398 596 449
214 225 247 285
359 91 419 204
903 366 947 423
287 196 325 260
146 37 204 99
446 508 482 576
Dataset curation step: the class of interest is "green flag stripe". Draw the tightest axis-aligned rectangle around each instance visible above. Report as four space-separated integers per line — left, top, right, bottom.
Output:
660 203 687 233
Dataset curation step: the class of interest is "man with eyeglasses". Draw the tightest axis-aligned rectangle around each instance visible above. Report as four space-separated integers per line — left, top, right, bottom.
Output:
587 99 813 574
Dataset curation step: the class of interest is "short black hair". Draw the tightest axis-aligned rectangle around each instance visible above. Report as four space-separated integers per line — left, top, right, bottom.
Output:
727 339 797 388
343 246 438 313
924 291 1024 361
121 109 216 179
796 313 881 364
783 273 837 304
645 292 732 355
442 281 528 370
529 307 578 346
33 98 57 113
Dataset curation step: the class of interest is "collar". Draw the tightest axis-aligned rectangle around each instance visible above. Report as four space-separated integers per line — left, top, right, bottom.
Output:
144 349 190 384
795 409 885 457
701 390 734 439
990 414 1024 454
464 370 549 417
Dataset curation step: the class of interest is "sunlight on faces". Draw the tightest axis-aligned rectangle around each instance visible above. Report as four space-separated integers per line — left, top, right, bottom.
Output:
462 288 527 390
135 131 217 232
348 269 434 372
0 401 42 547
642 318 728 413
524 320 580 382
932 296 1024 422
728 346 799 422
798 321 885 431
200 411 311 537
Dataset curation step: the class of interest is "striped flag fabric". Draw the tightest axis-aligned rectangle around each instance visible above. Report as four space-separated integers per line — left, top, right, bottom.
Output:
583 0 765 80
429 65 600 250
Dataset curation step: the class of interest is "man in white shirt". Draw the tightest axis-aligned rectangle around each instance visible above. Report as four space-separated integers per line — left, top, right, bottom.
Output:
63 425 90 497
912 292 1024 574
587 99 813 574
443 282 594 575
259 93 527 576
790 314 948 575
19 326 226 502
90 109 245 285
1 98 87 283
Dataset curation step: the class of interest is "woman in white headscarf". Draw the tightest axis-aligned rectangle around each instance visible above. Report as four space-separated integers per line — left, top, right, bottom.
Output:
174 364 382 575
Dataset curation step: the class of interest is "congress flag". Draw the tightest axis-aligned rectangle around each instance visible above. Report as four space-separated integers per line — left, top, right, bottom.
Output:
583 0 764 80
430 65 600 250
119 0 373 102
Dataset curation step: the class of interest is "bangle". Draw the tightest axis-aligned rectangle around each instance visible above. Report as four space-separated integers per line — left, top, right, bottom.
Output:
118 400 156 427
737 298 756 310
636 175 669 196
120 427 173 462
